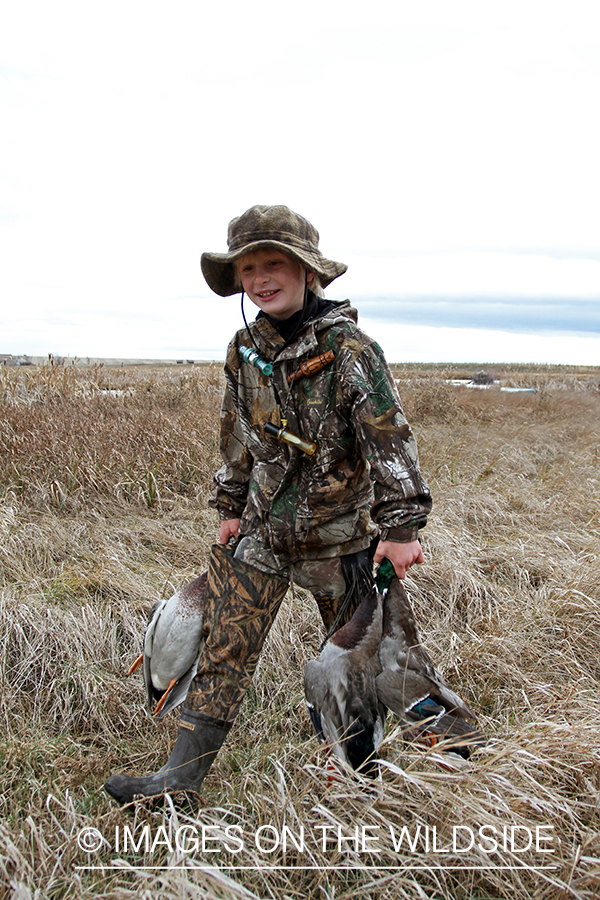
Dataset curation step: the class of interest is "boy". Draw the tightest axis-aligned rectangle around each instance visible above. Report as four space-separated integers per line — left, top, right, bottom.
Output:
104 204 432 803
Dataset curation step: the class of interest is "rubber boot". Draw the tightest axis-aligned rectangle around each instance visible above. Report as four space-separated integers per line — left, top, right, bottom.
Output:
104 709 230 804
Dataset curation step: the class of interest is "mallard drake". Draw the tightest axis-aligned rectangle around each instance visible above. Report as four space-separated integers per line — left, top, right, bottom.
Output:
128 572 207 719
375 566 483 757
304 583 387 774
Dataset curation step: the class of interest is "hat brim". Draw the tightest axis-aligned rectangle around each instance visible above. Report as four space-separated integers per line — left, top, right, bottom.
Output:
201 240 347 297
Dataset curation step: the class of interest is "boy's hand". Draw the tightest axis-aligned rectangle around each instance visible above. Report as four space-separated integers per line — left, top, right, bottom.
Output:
219 518 241 544
374 539 424 580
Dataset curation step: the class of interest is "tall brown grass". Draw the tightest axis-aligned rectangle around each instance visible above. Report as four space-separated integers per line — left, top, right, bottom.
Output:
1 360 599 899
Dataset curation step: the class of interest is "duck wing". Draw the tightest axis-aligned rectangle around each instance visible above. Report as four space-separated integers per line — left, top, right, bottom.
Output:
142 598 167 708
375 660 476 722
377 578 483 756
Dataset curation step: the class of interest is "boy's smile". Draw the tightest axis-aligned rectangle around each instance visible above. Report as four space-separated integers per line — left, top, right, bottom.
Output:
238 249 313 320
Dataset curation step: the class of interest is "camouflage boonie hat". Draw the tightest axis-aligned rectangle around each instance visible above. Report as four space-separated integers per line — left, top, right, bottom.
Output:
201 205 348 297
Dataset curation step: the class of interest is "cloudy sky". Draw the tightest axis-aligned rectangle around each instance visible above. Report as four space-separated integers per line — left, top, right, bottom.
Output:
2 0 599 364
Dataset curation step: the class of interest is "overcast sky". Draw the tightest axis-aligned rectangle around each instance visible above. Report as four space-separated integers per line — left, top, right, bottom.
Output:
1 0 599 364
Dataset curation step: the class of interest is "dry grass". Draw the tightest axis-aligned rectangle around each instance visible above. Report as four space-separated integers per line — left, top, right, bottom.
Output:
1 359 599 899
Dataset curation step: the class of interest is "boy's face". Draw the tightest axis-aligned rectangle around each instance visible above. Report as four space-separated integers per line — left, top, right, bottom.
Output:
237 248 313 320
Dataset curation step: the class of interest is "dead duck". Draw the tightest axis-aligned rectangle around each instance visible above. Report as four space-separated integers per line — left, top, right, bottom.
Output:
304 583 386 775
375 562 483 758
128 572 207 719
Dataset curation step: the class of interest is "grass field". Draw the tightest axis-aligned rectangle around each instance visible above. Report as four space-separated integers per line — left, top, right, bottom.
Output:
1 359 599 899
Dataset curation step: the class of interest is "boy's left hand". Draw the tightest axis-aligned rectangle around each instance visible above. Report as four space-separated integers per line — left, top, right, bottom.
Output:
374 539 424 581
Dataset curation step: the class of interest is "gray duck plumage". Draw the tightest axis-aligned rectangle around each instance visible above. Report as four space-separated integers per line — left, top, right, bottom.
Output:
304 584 387 774
129 572 207 719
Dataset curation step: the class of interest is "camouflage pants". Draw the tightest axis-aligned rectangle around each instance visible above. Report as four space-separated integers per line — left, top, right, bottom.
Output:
235 535 348 631
186 537 373 723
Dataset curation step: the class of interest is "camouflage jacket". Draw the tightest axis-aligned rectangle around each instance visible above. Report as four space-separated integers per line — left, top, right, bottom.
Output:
210 301 432 565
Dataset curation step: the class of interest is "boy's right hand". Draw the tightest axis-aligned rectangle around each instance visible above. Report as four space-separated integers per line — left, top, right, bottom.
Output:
373 538 424 581
219 518 241 545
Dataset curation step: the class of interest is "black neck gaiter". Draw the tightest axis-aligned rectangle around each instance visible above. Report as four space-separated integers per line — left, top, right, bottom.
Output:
259 291 337 343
